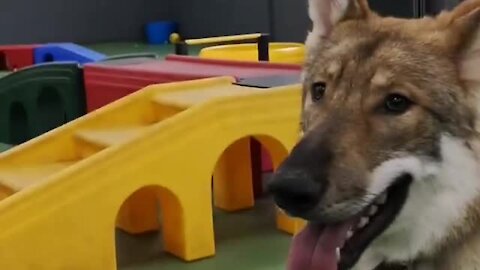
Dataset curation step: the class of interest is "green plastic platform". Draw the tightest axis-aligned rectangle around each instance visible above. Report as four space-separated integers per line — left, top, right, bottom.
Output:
0 62 86 144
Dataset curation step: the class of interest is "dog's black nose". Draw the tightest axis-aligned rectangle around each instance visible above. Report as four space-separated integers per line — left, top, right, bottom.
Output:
268 129 334 215
268 170 322 214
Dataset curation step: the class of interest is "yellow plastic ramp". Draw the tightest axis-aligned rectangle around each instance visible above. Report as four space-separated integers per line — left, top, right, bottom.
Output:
0 77 304 269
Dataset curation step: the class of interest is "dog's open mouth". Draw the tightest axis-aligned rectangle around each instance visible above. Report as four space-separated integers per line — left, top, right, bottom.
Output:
287 174 412 270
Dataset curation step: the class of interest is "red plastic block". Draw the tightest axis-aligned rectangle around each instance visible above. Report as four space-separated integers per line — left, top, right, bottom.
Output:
0 44 38 71
84 55 301 111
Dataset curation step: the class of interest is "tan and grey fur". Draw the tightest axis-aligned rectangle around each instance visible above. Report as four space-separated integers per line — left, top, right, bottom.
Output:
298 0 480 269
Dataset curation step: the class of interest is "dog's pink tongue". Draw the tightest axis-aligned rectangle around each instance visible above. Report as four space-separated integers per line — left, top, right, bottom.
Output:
288 222 351 270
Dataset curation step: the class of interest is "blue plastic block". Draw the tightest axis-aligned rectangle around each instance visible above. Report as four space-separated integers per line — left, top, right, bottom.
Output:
34 43 106 65
145 21 177 44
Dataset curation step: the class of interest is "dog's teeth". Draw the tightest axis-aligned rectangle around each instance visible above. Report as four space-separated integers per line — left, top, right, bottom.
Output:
336 248 341 261
358 217 369 229
376 193 387 205
347 230 354 239
369 205 378 216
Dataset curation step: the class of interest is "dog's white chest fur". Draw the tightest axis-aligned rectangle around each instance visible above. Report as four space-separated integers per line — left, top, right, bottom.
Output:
353 135 480 269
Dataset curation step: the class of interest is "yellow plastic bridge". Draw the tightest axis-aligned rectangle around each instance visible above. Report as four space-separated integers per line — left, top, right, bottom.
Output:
0 77 305 269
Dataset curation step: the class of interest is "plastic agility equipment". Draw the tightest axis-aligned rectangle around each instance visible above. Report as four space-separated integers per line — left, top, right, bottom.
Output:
0 77 305 269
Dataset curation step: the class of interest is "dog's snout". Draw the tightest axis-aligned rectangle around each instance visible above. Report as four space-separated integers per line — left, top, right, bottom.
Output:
268 134 333 215
268 170 323 214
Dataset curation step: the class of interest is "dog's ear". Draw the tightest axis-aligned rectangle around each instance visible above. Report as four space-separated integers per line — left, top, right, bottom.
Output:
308 0 371 37
440 1 480 88
306 0 371 50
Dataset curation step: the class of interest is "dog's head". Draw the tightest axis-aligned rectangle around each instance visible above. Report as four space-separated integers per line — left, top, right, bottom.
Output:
268 0 480 269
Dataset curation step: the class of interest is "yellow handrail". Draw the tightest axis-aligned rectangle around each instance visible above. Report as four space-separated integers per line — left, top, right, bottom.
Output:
185 33 262 45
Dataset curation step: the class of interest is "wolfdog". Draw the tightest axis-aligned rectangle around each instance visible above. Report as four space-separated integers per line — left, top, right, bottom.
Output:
268 0 480 269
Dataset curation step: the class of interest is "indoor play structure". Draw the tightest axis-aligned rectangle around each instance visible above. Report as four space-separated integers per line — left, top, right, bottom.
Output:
0 34 304 187
0 53 301 192
0 77 304 269
0 35 303 141
0 33 307 269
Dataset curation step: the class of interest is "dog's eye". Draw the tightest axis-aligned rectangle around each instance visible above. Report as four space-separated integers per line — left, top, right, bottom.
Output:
384 94 412 114
311 82 326 102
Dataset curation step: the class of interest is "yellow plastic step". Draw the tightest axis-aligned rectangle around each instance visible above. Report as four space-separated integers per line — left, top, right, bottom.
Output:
0 162 75 199
153 84 260 108
75 127 151 148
